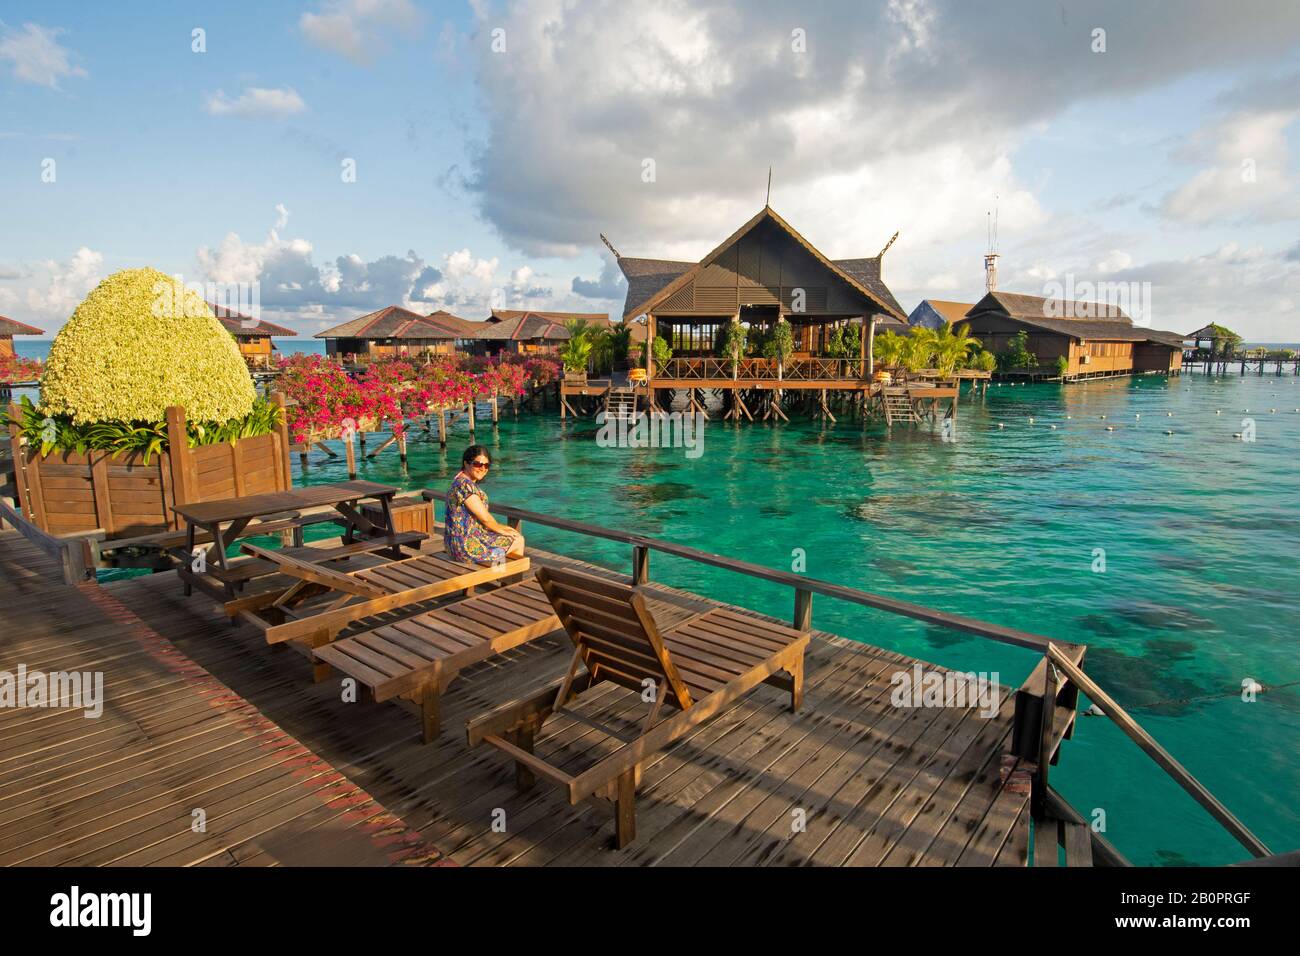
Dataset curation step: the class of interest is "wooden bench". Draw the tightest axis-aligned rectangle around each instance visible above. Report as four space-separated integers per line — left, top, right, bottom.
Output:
229 543 530 679
313 577 562 742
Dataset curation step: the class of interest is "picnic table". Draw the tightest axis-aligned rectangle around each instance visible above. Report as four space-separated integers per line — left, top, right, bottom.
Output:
172 480 406 598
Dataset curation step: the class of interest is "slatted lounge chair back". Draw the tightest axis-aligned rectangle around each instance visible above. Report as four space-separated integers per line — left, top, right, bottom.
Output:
535 565 695 711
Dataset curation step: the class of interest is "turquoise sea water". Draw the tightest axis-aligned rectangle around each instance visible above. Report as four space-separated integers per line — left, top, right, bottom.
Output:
11 338 1298 864
281 372 1299 866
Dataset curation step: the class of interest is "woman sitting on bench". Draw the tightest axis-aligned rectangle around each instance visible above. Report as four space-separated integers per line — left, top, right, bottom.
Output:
444 445 525 566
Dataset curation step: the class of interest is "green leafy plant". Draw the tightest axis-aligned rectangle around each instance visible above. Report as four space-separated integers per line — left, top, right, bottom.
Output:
720 319 748 374
931 322 977 376
1055 355 1070 376
651 334 672 365
5 394 281 465
969 349 997 373
873 330 906 367
558 319 594 373
762 318 794 366
900 327 938 373
997 331 1038 372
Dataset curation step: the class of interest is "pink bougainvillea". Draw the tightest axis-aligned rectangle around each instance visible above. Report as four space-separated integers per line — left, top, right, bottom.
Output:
0 354 44 386
275 353 537 445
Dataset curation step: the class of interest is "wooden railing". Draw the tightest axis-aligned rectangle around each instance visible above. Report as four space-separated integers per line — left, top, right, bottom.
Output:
0 496 94 584
653 357 864 382
421 490 1274 863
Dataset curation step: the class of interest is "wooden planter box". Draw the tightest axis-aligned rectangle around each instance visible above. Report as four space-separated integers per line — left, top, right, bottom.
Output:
6 400 293 539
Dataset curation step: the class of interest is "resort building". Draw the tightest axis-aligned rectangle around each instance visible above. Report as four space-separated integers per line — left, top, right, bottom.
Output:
469 310 612 356
316 306 459 361
615 205 908 394
0 315 42 357
908 299 975 330
954 291 1185 379
207 302 296 369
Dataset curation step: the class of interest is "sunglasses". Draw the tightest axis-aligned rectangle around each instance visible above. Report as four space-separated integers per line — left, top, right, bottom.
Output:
470 459 491 469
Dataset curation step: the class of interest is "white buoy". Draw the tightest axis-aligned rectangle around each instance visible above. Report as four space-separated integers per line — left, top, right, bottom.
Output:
1167 412 1173 416
1105 425 1116 431
1135 413 1140 419
1233 433 1242 439
1165 429 1173 435
997 422 1005 429
1050 424 1057 430
1100 415 1107 420
1028 417 1034 424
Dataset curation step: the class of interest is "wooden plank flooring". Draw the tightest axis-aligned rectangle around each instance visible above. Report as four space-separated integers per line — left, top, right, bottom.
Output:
0 530 1031 866
0 532 445 867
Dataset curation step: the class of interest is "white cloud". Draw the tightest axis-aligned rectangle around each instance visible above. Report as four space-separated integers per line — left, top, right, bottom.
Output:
300 0 421 64
0 22 86 89
23 247 103 321
205 86 307 118
1159 109 1300 225
464 0 1300 263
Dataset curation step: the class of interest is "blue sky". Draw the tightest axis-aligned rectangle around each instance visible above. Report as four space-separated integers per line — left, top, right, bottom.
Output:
2 1 1299 339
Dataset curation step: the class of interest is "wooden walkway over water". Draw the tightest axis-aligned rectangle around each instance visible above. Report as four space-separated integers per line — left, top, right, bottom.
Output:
0 529 1037 866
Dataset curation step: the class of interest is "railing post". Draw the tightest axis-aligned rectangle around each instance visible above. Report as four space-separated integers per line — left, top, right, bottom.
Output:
793 587 812 632
631 544 649 585
1033 651 1056 820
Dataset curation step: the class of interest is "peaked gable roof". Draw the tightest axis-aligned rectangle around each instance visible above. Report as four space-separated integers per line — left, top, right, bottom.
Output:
910 299 975 327
314 305 456 340
0 315 44 336
615 206 907 321
206 302 297 337
961 292 1184 346
422 310 480 337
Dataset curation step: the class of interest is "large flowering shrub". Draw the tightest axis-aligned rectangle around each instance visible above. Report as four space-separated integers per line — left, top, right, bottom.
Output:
40 268 256 425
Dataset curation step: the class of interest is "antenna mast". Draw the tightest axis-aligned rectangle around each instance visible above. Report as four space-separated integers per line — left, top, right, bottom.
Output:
983 199 1000 293
766 167 772 206
599 233 621 259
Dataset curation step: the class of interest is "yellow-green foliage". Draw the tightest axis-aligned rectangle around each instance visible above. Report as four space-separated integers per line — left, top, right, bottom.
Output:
39 268 256 425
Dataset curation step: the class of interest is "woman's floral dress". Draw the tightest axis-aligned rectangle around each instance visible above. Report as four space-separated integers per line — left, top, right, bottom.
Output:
444 473 513 566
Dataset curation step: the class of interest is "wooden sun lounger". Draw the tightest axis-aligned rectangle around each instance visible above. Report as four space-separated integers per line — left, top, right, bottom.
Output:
312 577 562 742
227 543 530 677
466 565 810 848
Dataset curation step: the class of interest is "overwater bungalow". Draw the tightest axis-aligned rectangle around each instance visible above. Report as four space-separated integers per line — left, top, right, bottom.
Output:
207 302 297 369
0 314 42 357
469 309 611 356
908 298 975 330
614 205 908 410
955 291 1185 380
316 306 458 361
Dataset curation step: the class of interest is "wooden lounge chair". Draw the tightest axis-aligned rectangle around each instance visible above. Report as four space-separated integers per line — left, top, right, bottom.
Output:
465 565 810 848
226 543 530 674
312 576 562 742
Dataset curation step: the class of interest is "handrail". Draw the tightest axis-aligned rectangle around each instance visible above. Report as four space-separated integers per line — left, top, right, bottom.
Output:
1046 644 1271 858
422 489 1072 654
423 490 1271 861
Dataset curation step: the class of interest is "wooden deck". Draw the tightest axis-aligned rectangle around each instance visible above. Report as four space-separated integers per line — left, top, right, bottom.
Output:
0 530 1033 867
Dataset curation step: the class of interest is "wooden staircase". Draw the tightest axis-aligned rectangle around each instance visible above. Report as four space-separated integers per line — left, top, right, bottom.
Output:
604 387 639 422
882 388 917 425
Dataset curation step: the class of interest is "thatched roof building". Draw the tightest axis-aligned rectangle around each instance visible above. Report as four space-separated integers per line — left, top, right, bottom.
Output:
955 291 1185 377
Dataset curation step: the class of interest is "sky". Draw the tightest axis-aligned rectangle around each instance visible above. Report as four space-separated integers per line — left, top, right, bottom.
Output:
1 0 1299 340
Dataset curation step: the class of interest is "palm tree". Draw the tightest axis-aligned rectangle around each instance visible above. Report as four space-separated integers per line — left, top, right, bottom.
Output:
900 327 937 374
873 330 906 368
559 319 594 374
931 322 979 376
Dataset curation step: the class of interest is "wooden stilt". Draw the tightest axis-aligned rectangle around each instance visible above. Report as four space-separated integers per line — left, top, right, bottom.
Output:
491 395 499 424
344 434 357 479
437 409 447 446
468 401 476 433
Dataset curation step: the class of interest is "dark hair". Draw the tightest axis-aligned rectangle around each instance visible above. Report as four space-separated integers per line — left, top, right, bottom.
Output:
462 444 491 467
